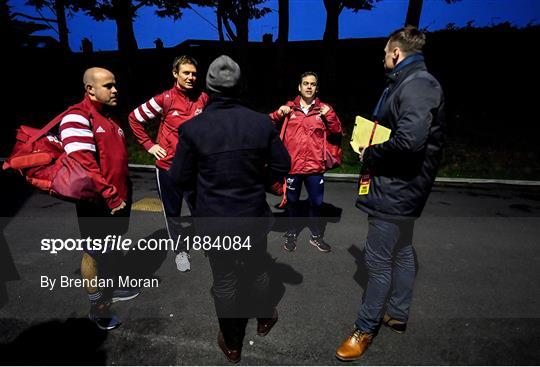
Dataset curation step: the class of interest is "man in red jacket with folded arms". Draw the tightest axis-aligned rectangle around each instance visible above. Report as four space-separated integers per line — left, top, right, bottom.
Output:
129 55 208 272
270 72 342 253
59 67 137 330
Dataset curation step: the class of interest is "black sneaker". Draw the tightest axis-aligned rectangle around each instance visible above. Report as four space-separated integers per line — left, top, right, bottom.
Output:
309 235 331 252
282 233 297 252
382 313 407 334
88 302 121 330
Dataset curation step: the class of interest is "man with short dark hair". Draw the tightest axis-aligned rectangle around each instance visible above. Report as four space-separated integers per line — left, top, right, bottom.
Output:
169 55 290 363
129 55 208 272
336 26 445 360
269 71 342 253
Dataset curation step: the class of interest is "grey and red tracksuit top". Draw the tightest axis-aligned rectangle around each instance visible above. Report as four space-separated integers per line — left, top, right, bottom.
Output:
128 85 208 170
269 96 342 175
58 96 129 209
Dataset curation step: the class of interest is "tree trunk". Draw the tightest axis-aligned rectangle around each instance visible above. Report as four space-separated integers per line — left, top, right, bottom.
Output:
110 0 137 106
405 0 423 28
323 0 340 41
222 15 237 41
112 0 138 54
277 0 288 43
0 0 10 45
219 0 239 41
236 0 249 43
54 0 70 51
216 4 224 41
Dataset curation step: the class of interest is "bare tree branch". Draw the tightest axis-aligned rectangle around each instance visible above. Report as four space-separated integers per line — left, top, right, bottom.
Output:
12 11 57 23
133 0 147 11
44 2 56 15
186 3 219 32
222 14 237 40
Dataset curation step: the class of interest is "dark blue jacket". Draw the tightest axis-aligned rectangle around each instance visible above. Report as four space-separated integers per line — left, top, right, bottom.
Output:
169 95 291 218
357 58 445 218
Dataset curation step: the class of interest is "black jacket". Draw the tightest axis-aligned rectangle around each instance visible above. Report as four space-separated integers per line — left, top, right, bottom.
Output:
169 95 291 218
357 58 445 218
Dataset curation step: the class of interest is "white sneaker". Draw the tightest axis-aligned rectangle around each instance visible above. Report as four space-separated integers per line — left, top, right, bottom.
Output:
175 252 191 272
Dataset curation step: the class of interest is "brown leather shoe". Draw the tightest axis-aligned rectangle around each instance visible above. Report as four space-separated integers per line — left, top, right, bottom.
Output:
335 328 374 361
217 331 241 364
382 313 407 334
257 309 278 336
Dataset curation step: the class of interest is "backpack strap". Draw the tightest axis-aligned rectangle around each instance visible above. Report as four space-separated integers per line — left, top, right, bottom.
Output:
278 101 295 142
279 116 289 141
323 127 327 158
28 110 70 145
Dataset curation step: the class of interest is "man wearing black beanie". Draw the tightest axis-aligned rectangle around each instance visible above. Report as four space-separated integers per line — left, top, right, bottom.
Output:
169 55 291 363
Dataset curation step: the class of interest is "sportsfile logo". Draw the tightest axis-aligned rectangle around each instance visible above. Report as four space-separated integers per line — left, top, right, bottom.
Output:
40 235 252 254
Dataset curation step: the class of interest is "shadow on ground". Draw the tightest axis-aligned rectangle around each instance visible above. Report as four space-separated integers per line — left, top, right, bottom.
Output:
272 201 343 235
0 318 108 365
1 170 33 309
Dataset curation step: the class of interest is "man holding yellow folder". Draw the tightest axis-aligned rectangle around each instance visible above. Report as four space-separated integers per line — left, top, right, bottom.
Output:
336 26 445 361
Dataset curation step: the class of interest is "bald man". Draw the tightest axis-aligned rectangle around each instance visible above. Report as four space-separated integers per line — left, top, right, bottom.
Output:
59 67 137 330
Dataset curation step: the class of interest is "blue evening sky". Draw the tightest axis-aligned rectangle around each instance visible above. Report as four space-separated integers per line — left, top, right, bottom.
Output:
9 0 540 51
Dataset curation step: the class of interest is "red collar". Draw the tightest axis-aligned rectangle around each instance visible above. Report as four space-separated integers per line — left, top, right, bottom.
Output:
173 83 196 99
293 96 321 111
172 83 204 102
83 95 103 114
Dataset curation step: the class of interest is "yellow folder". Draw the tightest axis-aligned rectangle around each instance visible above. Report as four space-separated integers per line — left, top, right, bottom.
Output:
350 116 392 154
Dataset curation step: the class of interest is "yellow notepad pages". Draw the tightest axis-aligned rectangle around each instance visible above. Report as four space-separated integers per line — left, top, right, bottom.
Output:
350 116 392 154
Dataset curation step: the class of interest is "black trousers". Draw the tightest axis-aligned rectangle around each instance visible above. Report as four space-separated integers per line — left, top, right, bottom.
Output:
156 168 195 254
76 200 131 238
76 199 131 285
207 236 273 350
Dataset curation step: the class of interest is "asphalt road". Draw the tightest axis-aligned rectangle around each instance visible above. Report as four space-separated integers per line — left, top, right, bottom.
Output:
1 169 540 365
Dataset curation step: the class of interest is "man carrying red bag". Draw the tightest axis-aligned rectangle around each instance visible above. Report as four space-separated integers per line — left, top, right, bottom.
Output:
58 67 137 330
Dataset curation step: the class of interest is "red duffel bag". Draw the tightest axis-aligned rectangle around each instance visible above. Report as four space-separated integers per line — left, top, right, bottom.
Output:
2 111 99 202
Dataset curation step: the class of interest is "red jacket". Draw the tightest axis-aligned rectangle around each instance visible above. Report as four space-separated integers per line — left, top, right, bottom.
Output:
269 97 342 174
59 96 129 209
129 85 208 170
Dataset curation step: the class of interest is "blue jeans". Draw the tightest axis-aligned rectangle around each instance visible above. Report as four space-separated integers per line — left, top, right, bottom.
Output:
285 174 324 236
156 168 195 254
355 216 416 332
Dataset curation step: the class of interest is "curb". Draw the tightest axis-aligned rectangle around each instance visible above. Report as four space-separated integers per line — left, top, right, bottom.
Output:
2 159 538 187
323 173 540 186
129 164 540 187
